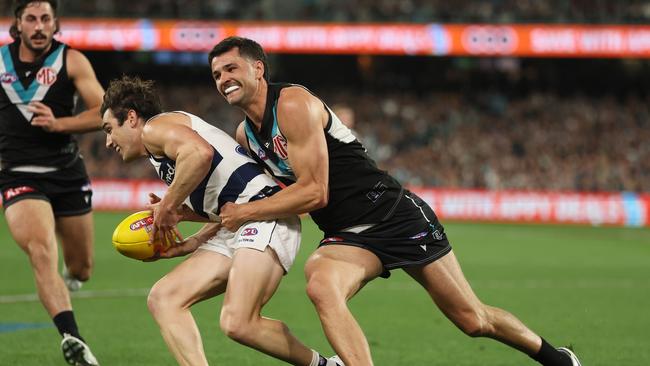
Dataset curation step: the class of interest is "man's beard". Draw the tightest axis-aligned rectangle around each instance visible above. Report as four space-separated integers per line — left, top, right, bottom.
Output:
22 33 51 55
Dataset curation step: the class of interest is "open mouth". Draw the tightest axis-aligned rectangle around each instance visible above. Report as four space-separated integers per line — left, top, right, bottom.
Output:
224 83 241 96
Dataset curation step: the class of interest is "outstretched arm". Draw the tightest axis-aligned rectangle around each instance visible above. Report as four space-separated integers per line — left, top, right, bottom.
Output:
220 87 329 230
30 49 104 133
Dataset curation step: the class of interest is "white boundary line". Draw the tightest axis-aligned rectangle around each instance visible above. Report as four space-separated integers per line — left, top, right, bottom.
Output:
0 288 150 304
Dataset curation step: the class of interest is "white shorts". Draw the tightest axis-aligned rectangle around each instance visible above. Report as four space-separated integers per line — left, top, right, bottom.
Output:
199 216 301 272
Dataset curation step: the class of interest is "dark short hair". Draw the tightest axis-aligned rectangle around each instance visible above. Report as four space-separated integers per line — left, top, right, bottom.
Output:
208 36 270 83
101 76 163 125
10 0 60 40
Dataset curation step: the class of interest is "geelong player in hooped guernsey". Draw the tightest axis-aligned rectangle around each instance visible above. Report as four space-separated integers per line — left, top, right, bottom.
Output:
101 75 342 366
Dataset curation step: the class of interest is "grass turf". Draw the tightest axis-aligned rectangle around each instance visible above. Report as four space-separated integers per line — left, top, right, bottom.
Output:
1 212 649 365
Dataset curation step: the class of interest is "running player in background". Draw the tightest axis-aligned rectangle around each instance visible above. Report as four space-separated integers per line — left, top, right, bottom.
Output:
210 36 582 366
0 1 104 365
100 75 342 366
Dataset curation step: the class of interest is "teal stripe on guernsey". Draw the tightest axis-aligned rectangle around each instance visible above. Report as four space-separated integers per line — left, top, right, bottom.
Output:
244 122 257 150
271 103 291 174
2 43 64 103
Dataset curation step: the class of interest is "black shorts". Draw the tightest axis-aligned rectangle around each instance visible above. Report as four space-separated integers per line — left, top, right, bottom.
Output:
319 190 451 278
0 159 92 217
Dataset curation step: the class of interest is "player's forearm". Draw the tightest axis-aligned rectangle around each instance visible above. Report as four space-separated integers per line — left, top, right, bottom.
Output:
240 181 326 221
181 205 212 222
53 106 102 133
191 222 222 243
162 148 212 210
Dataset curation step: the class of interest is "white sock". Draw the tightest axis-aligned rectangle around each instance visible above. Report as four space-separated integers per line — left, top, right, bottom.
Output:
309 349 321 366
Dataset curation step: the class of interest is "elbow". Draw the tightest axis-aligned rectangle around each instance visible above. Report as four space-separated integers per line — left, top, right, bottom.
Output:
311 184 328 210
198 145 214 169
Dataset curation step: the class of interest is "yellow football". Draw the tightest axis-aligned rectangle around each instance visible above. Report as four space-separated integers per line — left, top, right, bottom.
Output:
111 211 168 260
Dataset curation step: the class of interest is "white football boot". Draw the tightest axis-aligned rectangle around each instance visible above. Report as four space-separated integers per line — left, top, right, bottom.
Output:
62 266 83 292
61 333 100 366
557 347 582 366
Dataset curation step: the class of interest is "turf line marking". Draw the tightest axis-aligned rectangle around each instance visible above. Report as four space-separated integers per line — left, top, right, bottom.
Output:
0 288 150 304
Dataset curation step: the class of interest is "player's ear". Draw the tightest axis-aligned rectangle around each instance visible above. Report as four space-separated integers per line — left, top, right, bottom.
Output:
254 60 264 81
127 109 139 127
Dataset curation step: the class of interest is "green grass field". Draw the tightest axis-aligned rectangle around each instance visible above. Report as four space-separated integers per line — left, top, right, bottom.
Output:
1 212 649 365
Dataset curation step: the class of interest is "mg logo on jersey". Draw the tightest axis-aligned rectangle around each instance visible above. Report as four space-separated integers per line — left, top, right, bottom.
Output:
0 72 17 84
36 66 57 86
3 186 36 201
241 228 259 236
272 135 289 160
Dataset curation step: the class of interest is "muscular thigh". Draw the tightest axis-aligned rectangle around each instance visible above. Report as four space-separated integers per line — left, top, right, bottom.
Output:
305 245 384 299
4 199 56 249
223 247 286 312
154 249 232 307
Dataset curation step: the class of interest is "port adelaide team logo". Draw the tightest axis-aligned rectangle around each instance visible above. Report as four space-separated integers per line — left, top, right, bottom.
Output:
272 135 288 160
36 66 57 86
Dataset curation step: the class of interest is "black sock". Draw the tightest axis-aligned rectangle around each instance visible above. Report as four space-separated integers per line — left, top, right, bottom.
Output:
53 311 83 341
531 338 571 366
317 355 327 366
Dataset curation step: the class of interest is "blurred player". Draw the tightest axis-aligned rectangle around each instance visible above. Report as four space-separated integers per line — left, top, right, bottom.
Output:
0 1 103 365
210 37 582 366
100 76 342 366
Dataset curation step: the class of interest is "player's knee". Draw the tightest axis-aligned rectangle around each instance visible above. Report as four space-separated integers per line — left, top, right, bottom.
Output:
219 307 257 345
68 260 93 282
305 273 342 310
146 282 174 318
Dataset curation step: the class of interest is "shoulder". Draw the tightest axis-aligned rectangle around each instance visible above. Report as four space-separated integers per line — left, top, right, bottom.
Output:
144 112 190 132
65 48 94 77
278 86 318 109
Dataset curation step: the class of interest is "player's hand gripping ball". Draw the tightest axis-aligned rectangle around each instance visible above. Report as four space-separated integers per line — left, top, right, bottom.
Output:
112 211 170 260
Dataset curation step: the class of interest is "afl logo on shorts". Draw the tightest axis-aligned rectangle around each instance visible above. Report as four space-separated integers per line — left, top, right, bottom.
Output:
36 67 57 86
272 135 289 160
0 72 17 84
241 228 258 236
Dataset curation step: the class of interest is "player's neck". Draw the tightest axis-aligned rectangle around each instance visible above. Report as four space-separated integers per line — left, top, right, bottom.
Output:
243 83 268 128
18 42 51 63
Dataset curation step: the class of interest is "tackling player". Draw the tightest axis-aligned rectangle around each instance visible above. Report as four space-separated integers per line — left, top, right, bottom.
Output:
210 37 582 366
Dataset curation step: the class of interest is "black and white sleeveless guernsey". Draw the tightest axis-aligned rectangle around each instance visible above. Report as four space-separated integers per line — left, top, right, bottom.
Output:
0 39 79 172
243 83 404 233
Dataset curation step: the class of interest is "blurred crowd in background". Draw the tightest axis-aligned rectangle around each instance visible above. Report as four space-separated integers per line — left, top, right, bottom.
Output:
4 0 650 23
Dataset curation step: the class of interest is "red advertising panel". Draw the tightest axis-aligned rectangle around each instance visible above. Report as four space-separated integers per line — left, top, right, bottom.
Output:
83 180 649 227
2 19 650 58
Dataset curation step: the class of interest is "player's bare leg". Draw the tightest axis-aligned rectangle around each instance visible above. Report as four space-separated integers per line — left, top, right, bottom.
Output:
147 249 230 366
57 212 94 289
5 199 72 316
304 245 384 366
219 246 316 365
404 250 541 353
